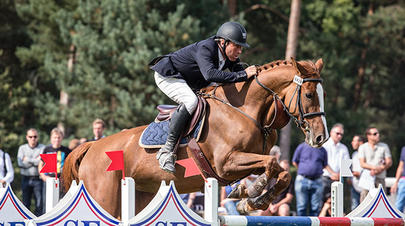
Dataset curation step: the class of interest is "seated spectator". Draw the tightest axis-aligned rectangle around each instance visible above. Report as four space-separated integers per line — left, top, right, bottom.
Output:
319 193 332 217
260 160 294 216
185 192 204 216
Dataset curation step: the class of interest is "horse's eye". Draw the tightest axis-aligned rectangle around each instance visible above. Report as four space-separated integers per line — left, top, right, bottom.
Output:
305 93 313 99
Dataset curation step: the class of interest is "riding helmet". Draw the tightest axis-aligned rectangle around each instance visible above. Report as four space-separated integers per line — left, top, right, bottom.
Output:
216 21 249 48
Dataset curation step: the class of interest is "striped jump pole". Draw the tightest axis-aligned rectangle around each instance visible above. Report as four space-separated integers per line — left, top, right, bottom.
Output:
219 216 405 226
203 175 405 226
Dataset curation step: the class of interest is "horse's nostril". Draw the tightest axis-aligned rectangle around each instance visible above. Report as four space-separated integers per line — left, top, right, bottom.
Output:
316 135 324 144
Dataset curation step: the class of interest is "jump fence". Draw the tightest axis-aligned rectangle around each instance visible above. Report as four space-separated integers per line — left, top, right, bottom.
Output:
0 177 404 226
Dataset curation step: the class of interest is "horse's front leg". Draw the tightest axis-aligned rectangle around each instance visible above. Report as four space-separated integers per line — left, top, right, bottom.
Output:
228 173 269 199
219 152 290 213
220 151 284 197
237 170 291 214
225 152 282 199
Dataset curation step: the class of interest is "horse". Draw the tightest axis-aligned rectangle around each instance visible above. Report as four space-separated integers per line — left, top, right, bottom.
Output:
62 58 328 218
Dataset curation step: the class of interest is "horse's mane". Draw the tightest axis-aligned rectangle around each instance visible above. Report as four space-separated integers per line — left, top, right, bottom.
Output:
201 59 319 93
258 59 318 78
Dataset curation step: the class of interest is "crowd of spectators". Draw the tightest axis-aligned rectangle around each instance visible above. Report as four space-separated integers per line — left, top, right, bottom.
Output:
213 123 398 217
2 121 403 217
3 119 105 215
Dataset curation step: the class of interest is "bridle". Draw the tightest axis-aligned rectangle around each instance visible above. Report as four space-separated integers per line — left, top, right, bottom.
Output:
255 58 325 134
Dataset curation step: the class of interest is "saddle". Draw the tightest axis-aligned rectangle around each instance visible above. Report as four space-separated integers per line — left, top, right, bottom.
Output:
155 96 207 136
138 96 207 149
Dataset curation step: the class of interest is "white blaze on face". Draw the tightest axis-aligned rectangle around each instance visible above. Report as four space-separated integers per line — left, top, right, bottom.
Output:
316 83 329 140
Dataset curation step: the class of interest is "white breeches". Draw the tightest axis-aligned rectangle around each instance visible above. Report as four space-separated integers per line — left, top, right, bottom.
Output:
154 72 198 115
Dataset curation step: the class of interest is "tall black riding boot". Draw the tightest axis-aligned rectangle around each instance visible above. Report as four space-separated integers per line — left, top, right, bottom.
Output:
156 104 191 173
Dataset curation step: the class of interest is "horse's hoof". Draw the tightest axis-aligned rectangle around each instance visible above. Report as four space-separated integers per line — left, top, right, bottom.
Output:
247 187 275 210
236 198 249 215
247 173 268 198
247 196 271 210
227 184 247 199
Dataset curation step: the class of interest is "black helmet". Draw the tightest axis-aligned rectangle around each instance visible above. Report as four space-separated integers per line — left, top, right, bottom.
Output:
216 22 249 48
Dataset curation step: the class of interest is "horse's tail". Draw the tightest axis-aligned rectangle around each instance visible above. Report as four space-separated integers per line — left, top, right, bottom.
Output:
61 141 93 193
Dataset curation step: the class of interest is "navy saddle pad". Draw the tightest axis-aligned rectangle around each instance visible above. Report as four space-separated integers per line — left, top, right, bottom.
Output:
139 116 205 149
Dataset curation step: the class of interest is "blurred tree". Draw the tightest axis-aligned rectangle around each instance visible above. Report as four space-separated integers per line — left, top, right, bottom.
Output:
0 0 37 153
15 0 228 140
3 0 403 172
238 0 291 64
15 0 74 138
48 0 203 138
280 0 301 161
298 0 405 169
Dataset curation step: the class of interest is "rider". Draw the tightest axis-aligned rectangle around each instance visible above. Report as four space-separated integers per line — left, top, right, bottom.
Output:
149 21 258 173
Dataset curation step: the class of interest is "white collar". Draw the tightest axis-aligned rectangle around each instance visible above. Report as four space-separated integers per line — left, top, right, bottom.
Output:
218 48 225 70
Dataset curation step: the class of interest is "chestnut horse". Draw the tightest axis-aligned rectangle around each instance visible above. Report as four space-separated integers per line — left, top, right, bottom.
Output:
62 58 328 218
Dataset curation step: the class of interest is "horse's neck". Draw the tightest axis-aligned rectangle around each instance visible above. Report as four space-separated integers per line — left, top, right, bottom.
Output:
216 65 296 125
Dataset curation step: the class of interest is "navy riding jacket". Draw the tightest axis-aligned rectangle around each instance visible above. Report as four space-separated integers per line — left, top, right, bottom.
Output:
149 37 247 90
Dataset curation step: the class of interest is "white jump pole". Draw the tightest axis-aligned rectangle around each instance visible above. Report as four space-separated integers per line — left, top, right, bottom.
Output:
331 181 343 217
121 177 135 222
204 178 219 226
45 177 59 213
331 159 352 217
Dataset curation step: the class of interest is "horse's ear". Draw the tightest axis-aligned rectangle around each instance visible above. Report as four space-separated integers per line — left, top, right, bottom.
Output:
296 61 310 75
315 58 323 73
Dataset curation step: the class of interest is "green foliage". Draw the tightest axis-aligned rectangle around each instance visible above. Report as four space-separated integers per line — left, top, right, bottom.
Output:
11 0 228 141
0 0 37 153
299 0 405 173
49 0 204 137
0 0 403 175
